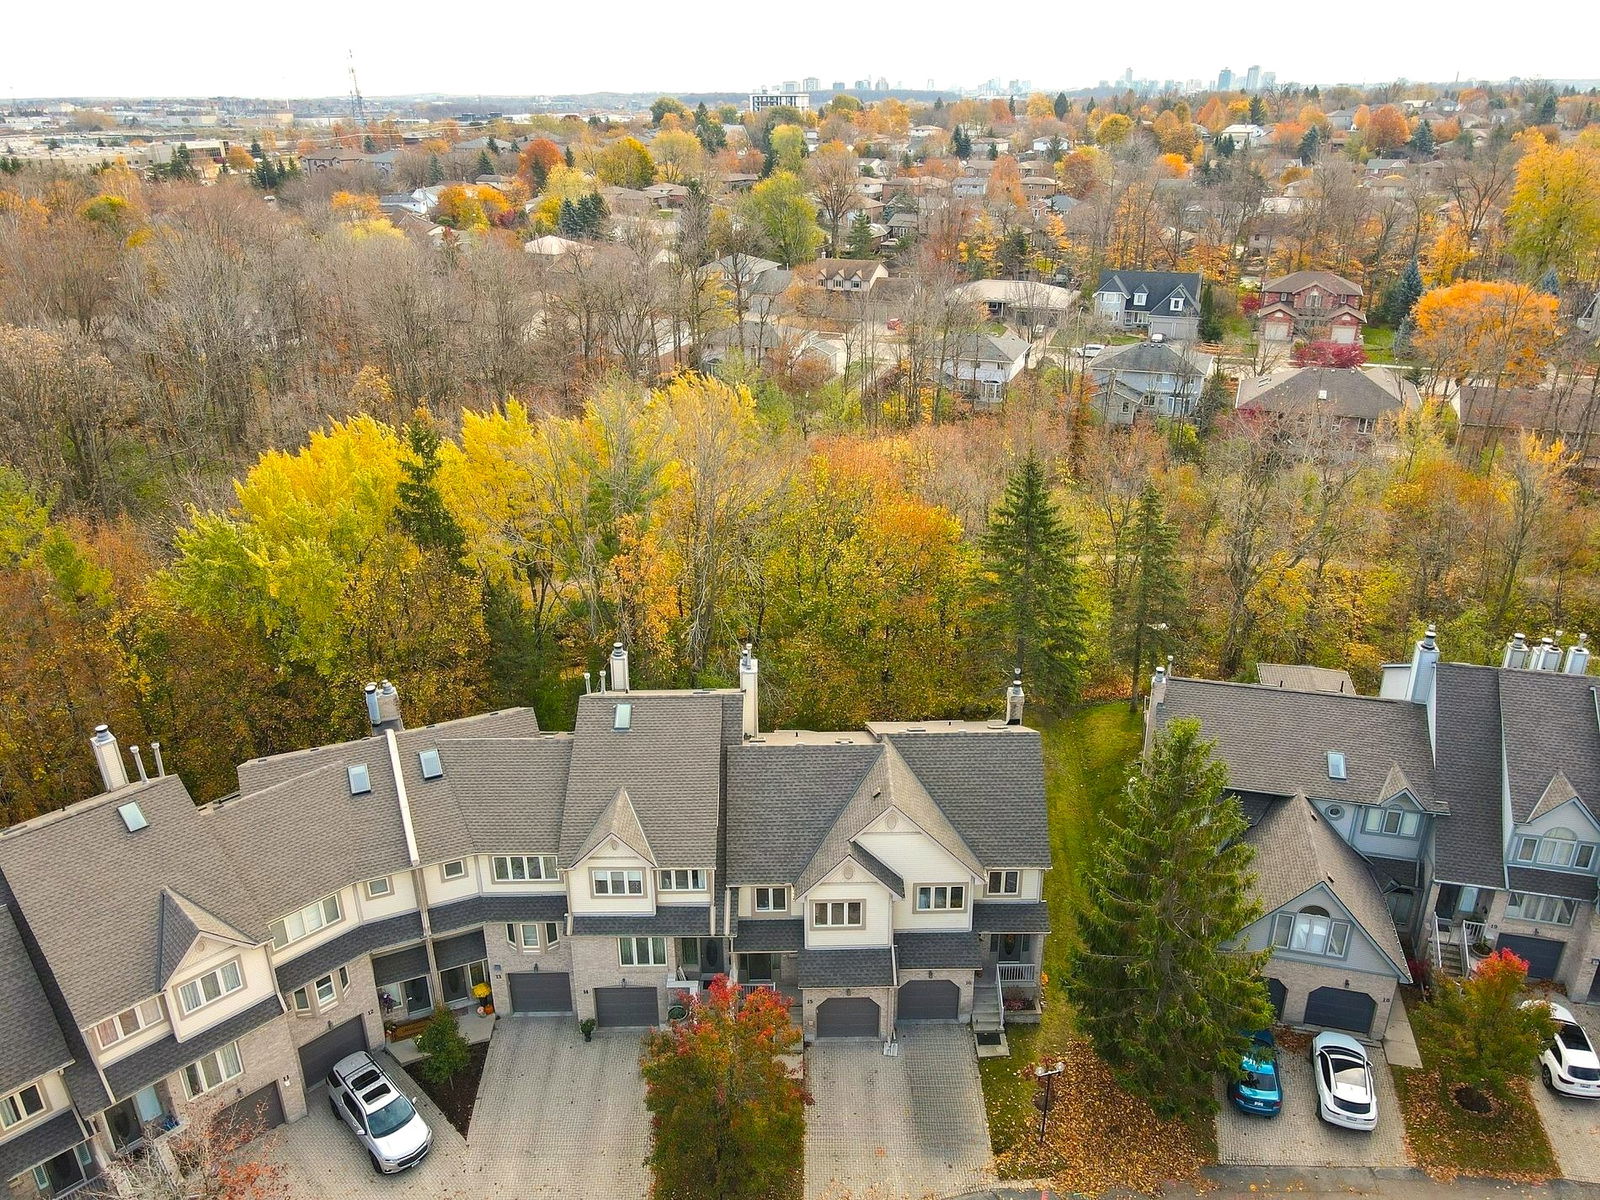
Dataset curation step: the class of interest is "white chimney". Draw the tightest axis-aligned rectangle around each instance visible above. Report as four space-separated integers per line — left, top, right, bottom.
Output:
1503 632 1530 670
1317 389 1328 401
609 642 630 692
1150 664 1169 708
739 643 759 739
129 746 149 783
1005 670 1025 725
151 742 166 778
1532 636 1559 671
1565 633 1591 675
366 680 403 731
364 682 382 726
90 725 129 792
1407 626 1438 705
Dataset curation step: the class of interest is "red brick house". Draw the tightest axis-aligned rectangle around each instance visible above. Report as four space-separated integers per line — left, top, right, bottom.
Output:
1258 270 1366 345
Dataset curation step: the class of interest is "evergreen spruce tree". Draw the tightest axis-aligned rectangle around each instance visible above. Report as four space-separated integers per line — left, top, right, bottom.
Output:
1065 718 1274 1118
1537 92 1558 123
559 198 583 239
1408 119 1435 156
987 140 999 160
1297 125 1320 164
248 139 263 161
1117 485 1183 707
426 153 445 184
1217 133 1236 158
1248 95 1267 125
976 455 1088 704
1195 366 1232 438
845 210 874 259
1008 95 1017 117
1381 259 1423 326
363 134 377 154
396 411 468 568
476 149 494 177
1054 91 1069 120
1198 284 1223 342
487 136 500 155
564 146 575 168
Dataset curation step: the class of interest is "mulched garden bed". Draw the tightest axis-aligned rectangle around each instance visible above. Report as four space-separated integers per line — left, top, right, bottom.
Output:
408 1042 489 1137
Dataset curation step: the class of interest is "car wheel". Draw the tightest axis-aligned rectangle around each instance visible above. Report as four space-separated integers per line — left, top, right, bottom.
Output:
328 1094 339 1118
370 1151 384 1175
1541 1064 1554 1090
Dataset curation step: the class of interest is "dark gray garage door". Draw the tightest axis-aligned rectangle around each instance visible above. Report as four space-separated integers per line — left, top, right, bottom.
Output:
1304 986 1376 1034
1267 978 1287 1019
212 1082 285 1141
816 997 880 1038
1496 933 1564 981
898 980 959 1021
594 986 658 1027
298 1016 368 1088
508 971 573 1013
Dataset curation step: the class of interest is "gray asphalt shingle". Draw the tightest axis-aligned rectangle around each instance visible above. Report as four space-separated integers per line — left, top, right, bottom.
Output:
797 947 895 988
0 907 71 1095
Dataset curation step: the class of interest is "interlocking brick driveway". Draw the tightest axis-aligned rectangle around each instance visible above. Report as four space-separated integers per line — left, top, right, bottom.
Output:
1216 1045 1409 1168
269 1017 650 1198
1530 998 1600 1183
805 1026 993 1200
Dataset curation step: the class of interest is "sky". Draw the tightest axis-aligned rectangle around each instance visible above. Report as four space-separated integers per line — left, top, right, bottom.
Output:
7 1 1597 100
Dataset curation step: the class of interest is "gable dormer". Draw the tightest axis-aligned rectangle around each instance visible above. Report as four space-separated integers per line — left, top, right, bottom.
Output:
801 853 896 948
568 789 657 915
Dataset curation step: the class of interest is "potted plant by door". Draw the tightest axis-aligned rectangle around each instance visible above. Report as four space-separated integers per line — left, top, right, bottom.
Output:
580 1018 597 1042
472 981 494 1015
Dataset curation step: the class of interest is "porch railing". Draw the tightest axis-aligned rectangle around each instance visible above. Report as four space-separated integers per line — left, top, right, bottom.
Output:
998 962 1039 986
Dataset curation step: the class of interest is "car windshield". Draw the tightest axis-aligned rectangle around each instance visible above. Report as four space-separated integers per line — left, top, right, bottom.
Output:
1241 1065 1276 1091
366 1095 416 1140
1326 1055 1372 1111
1558 1024 1593 1054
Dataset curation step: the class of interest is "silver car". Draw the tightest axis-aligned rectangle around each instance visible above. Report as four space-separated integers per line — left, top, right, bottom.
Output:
326 1051 432 1174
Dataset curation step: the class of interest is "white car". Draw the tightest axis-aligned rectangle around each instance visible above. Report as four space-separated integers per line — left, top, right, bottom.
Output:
1526 1001 1600 1098
1312 1031 1377 1131
1080 343 1106 359
326 1052 433 1173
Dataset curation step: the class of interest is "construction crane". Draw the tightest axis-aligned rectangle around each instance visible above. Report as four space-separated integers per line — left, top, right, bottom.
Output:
346 49 367 127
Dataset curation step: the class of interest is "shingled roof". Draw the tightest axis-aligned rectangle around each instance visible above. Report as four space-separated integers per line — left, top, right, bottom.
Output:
0 906 71 1097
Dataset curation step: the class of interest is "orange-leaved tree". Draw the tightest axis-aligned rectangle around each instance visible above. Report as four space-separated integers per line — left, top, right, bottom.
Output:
1410 280 1557 390
1411 948 1555 1108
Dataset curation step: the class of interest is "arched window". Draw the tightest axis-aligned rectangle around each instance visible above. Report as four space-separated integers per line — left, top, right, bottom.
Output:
1269 905 1351 958
1537 827 1578 867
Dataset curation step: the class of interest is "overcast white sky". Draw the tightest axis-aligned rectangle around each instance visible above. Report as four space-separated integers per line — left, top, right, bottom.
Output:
7 1 1596 100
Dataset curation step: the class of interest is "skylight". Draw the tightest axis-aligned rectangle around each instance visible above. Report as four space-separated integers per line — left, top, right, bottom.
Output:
418 749 443 780
613 703 633 731
1327 751 1347 781
348 764 372 795
117 801 148 832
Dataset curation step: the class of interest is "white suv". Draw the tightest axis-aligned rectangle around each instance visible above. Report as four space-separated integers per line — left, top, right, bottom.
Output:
1527 1001 1600 1098
326 1051 433 1173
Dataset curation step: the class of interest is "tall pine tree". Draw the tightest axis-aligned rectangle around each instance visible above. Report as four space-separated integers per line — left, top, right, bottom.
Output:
1065 718 1273 1117
976 455 1087 704
1118 485 1183 708
396 410 468 569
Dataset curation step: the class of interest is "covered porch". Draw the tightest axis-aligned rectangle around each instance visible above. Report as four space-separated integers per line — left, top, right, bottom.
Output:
974 900 1048 1024
1429 881 1494 978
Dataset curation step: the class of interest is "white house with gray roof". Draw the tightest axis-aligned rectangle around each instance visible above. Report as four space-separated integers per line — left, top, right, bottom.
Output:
0 647 1048 1186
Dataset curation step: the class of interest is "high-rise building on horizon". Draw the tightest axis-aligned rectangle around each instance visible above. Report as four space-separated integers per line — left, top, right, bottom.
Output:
802 76 819 93
1217 67 1234 91
1261 70 1277 90
1244 64 1261 91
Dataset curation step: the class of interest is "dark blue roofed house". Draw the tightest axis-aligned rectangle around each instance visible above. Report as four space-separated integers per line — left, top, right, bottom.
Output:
1148 628 1600 1040
1093 270 1203 341
0 643 1050 1178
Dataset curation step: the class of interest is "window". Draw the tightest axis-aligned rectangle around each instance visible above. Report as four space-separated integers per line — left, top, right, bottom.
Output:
592 869 644 896
363 876 394 899
1327 751 1347 780
269 894 343 949
1169 297 1184 312
508 922 542 951
1307 290 1323 308
493 855 558 883
1362 806 1421 838
1269 908 1351 958
988 870 1021 896
182 1042 243 1098
613 703 632 731
177 960 244 1015
94 997 166 1049
291 986 310 1013
658 869 706 892
0 1084 45 1129
347 764 371 795
753 886 788 912
1506 893 1578 925
811 900 863 928
915 885 967 912
1514 830 1599 871
418 748 443 779
544 921 561 948
1133 290 1148 306
314 974 338 1007
618 936 667 966
339 966 349 990
441 860 467 881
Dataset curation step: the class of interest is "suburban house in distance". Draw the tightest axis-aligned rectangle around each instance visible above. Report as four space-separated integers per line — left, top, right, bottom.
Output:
1235 365 1418 436
1257 270 1366 345
1149 628 1600 1039
1089 339 1215 427
1093 270 1203 341
0 647 1047 1193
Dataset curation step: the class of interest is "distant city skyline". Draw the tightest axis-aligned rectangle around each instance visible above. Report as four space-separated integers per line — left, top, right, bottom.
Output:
5 1 1594 100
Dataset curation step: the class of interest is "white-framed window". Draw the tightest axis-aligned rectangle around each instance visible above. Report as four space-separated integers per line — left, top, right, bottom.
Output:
177 959 244 1015
1514 829 1598 871
270 894 343 949
987 870 1021 896
1133 290 1148 306
339 966 349 989
754 886 788 912
441 860 467 881
182 1042 243 1098
915 885 967 912
94 996 166 1049
658 869 706 892
618 936 667 966
811 900 863 928
1269 907 1351 958
0 1083 46 1129
543 920 560 948
363 876 394 899
291 986 310 1013
1506 893 1578 925
1169 297 1184 312
1362 806 1421 838
493 855 558 883
32 1145 91 1192
314 974 338 1007
592 869 644 896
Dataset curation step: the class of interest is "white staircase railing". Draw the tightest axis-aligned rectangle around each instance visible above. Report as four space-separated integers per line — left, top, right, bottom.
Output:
998 962 1039 986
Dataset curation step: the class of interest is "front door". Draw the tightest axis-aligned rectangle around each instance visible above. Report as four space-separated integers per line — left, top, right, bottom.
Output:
676 938 701 978
401 975 433 1016
741 953 774 983
1433 884 1461 918
993 933 1032 962
106 1086 165 1150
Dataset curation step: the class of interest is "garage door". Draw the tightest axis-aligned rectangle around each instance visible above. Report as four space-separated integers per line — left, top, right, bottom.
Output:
816 997 880 1038
1304 986 1376 1034
898 980 959 1021
594 986 658 1027
508 971 573 1013
298 1016 367 1088
211 1082 285 1141
1267 978 1287 1019
1496 933 1564 981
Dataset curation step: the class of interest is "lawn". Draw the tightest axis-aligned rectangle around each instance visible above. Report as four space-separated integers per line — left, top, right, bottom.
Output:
979 703 1215 1186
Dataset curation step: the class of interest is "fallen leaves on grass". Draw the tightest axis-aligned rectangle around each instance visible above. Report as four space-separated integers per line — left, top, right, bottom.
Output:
1391 1066 1558 1182
994 1037 1212 1195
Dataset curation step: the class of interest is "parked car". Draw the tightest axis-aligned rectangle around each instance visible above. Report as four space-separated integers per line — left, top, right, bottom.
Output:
1080 343 1105 358
327 1052 433 1174
1311 1031 1377 1131
1228 1029 1282 1116
1524 1000 1600 1098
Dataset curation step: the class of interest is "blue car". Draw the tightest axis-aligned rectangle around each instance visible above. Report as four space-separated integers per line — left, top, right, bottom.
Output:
1228 1029 1282 1117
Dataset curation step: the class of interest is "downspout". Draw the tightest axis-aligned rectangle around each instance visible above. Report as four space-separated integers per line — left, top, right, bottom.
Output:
386 729 440 989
